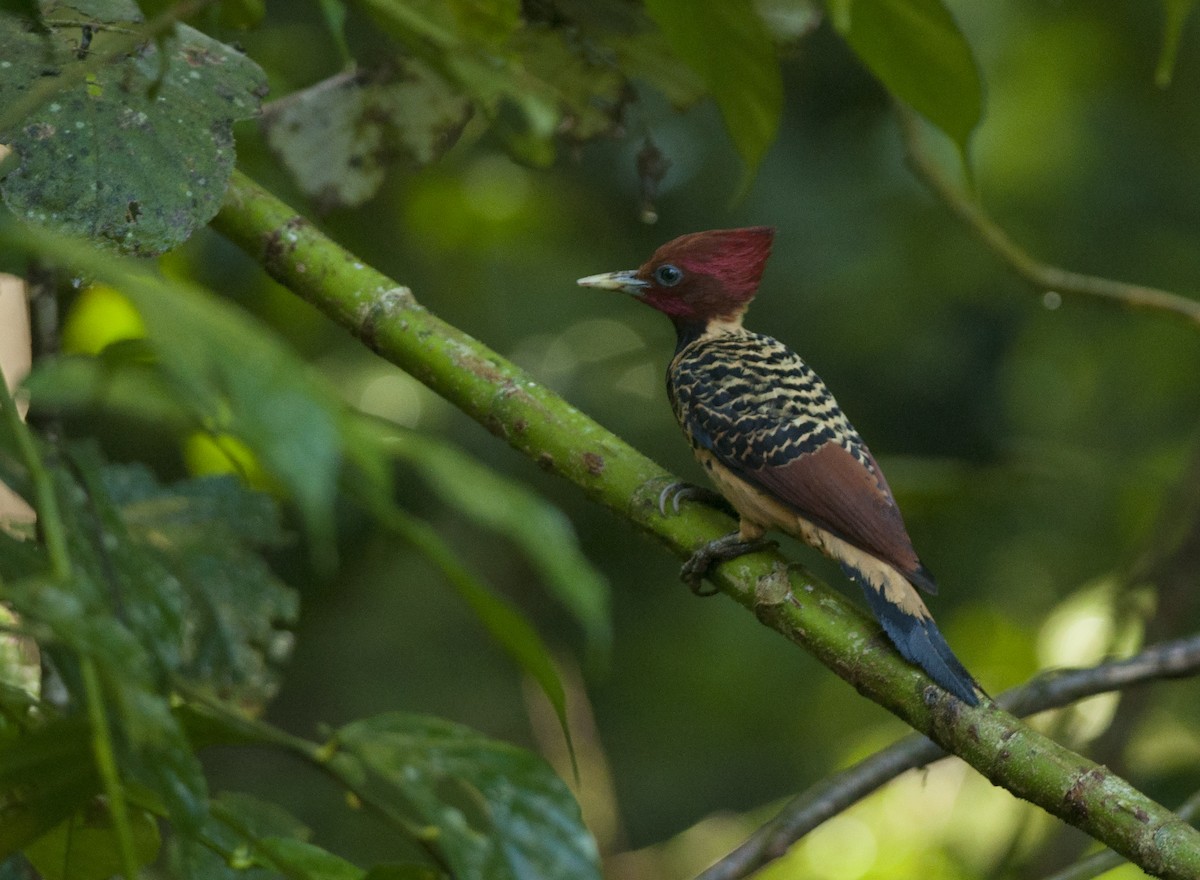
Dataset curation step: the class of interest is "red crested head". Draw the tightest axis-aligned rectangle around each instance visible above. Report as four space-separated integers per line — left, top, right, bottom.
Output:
577 227 775 328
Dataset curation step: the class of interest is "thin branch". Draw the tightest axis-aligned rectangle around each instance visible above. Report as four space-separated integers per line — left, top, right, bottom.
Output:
895 104 1200 329
696 633 1200 880
212 171 1200 879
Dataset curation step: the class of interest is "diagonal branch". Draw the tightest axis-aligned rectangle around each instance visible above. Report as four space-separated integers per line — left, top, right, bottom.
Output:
1045 789 1200 880
211 171 1200 879
895 104 1200 329
696 633 1200 880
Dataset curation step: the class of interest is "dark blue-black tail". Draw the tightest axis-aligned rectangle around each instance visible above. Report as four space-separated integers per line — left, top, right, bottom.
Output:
849 565 981 705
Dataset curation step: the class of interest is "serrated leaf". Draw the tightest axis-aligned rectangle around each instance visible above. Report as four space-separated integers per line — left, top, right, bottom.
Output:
0 18 266 255
334 713 600 880
829 0 982 154
644 0 782 180
23 804 160 880
262 64 471 209
383 429 610 660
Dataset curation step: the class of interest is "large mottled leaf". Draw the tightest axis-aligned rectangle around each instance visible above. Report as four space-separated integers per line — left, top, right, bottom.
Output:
262 63 472 209
0 9 266 255
828 0 983 154
643 0 783 179
333 713 600 880
101 464 297 706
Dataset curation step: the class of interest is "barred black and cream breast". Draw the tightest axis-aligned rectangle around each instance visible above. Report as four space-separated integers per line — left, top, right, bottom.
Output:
667 330 877 477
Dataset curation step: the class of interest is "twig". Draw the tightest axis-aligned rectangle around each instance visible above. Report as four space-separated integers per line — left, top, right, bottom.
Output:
895 104 1200 329
695 633 1200 880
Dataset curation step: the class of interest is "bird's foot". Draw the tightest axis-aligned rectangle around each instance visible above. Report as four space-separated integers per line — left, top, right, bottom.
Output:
681 532 778 596
657 481 738 518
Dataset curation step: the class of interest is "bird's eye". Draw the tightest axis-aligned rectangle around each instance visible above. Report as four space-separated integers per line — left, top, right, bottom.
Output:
654 264 683 287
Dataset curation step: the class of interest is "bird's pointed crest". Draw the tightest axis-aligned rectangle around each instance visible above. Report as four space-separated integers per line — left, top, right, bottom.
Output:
646 226 774 304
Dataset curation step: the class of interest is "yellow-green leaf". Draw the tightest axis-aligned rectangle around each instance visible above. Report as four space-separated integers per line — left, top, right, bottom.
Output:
830 0 983 155
644 0 783 180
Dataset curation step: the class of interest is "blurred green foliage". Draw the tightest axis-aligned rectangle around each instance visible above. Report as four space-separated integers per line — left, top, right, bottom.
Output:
2 0 1200 878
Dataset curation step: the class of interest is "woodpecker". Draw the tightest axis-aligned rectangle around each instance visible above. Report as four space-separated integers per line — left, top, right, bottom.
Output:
577 226 980 705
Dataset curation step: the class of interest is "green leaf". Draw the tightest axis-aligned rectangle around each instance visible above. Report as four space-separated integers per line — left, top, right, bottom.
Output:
23 805 160 880
0 16 266 255
608 28 706 109
1158 0 1198 87
352 0 559 166
0 604 40 716
22 355 193 431
828 0 983 154
262 64 472 209
0 0 42 23
380 506 574 772
510 26 630 144
2 225 380 563
0 720 99 858
38 0 143 21
334 713 600 880
103 465 297 706
643 0 783 179
169 792 369 880
445 0 519 45
382 428 610 661
218 0 265 29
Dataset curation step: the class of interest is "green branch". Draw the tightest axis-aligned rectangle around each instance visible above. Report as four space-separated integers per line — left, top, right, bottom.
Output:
211 171 1200 879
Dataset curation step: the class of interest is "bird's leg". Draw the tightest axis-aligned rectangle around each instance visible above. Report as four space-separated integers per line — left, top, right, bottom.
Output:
681 531 778 596
657 481 739 519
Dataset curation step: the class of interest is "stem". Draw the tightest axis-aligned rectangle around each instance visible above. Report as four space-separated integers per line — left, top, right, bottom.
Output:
0 369 69 578
895 104 1200 329
81 659 140 880
178 688 453 873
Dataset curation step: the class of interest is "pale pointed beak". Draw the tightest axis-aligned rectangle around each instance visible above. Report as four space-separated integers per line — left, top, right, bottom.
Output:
576 270 648 293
